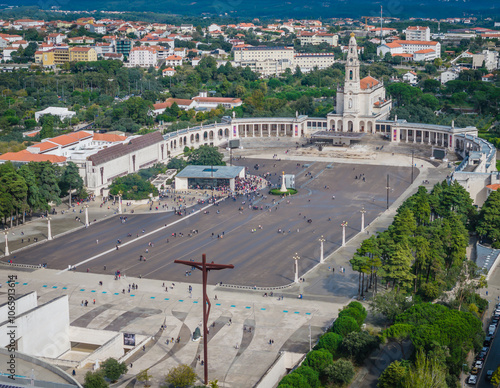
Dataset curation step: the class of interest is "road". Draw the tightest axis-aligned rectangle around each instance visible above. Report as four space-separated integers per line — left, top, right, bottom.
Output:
477 263 500 388
10 159 413 287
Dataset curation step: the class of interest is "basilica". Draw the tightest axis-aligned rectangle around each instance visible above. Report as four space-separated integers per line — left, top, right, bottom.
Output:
327 33 392 132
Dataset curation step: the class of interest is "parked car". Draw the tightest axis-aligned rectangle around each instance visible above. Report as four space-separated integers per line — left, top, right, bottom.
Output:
474 360 483 369
481 346 489 354
475 352 485 361
484 336 492 346
486 370 494 381
468 374 478 385
471 367 479 375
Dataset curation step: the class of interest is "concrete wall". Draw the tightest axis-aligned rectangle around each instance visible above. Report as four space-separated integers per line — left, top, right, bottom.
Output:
69 326 118 345
77 332 124 367
0 295 70 358
255 352 305 388
0 290 37 319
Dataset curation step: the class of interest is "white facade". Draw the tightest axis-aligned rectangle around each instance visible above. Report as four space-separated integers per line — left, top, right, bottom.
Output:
128 46 158 67
298 33 338 46
405 26 431 41
35 107 76 122
440 70 459 84
472 50 499 71
294 53 335 72
378 40 440 61
402 71 418 85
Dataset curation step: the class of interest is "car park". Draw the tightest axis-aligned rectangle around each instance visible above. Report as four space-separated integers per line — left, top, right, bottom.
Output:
486 370 494 381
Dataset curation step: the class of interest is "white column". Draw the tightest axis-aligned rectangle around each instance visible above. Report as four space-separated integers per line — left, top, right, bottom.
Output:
85 205 89 227
47 217 53 241
341 221 348 247
360 207 366 232
319 236 325 264
293 253 300 283
260 124 263 138
118 194 122 214
4 231 9 256
405 129 408 143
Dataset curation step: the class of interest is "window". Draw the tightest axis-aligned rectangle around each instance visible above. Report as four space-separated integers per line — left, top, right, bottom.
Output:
349 70 353 80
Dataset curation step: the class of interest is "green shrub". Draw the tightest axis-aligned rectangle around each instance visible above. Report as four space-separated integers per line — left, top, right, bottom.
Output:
332 315 360 337
314 332 343 358
302 349 333 374
324 358 355 385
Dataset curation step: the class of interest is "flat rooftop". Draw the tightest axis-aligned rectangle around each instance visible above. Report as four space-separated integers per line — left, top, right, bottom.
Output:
176 165 245 179
311 131 365 139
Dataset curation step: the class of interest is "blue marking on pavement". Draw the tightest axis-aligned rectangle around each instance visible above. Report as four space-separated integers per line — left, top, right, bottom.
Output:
91 290 96 293
294 312 299 314
79 289 85 291
130 294 135 297
15 282 19 284
42 285 47 288
245 306 251 309
23 283 28 285
305 312 311 315
62 287 67 290
114 293 119 295
193 301 198 303
283 310 288 313
179 300 184 302
261 308 266 311
150 297 155 299
164 298 169 300
230 305 236 308
52 286 57 288
102 291 107 294
216 303 221 306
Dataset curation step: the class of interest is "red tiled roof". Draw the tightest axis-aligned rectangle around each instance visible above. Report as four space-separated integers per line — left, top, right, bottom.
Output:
360 76 379 90
414 49 435 54
0 150 66 163
93 133 127 142
486 184 500 191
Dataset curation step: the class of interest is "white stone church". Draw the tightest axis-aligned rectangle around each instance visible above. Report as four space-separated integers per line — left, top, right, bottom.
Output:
327 33 392 132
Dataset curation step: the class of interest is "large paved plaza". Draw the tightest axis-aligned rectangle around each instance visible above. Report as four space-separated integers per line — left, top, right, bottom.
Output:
11 158 413 287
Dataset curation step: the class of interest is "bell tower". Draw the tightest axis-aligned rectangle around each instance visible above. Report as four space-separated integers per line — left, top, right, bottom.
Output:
343 33 360 114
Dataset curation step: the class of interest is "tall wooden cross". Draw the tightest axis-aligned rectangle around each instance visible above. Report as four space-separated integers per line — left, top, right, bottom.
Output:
174 254 234 384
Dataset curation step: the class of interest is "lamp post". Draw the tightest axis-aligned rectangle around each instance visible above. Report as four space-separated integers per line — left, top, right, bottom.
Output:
293 253 300 283
4 231 9 256
360 207 366 232
84 204 89 227
47 217 53 240
411 149 415 184
319 235 325 264
386 174 390 210
341 221 348 247
118 191 123 214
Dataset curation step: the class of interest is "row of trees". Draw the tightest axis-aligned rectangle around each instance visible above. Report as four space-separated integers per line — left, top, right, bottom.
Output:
278 302 373 387
0 161 83 227
351 181 476 302
378 303 484 388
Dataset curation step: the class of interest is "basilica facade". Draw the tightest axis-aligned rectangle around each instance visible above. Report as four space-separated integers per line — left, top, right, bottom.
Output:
327 33 392 132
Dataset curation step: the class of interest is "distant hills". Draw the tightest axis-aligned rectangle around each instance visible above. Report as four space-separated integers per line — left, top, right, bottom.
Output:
5 0 500 19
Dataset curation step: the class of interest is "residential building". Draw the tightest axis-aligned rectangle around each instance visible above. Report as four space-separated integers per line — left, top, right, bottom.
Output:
192 93 243 110
103 53 124 61
377 40 441 61
34 50 55 67
402 71 418 85
482 73 495 82
405 26 430 41
297 32 339 46
162 67 176 77
233 46 295 76
440 69 459 84
0 33 22 43
2 47 18 62
90 24 107 34
128 46 158 67
472 50 499 71
53 47 70 64
46 33 66 44
294 53 335 72
368 27 398 37
164 55 183 67
68 36 95 44
69 47 98 62
116 39 132 58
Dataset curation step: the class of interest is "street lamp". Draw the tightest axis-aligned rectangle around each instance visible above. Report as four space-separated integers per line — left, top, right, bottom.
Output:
47 217 52 240
118 191 123 214
411 149 415 184
341 221 348 247
319 235 325 264
84 204 89 227
293 253 301 283
360 207 366 232
3 231 9 256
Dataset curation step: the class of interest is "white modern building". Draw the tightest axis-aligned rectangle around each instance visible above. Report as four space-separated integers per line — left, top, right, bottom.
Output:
405 26 431 41
128 46 158 67
378 39 441 61
294 53 336 73
35 107 76 122
441 69 460 84
297 32 338 46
